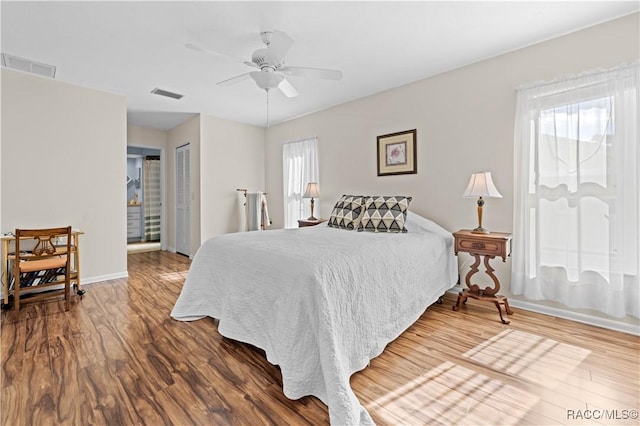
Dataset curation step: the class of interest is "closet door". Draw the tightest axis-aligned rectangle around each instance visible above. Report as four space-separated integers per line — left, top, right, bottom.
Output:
175 143 191 256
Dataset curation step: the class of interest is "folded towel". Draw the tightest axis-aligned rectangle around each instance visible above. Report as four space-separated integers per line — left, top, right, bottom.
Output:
261 193 271 229
246 192 262 231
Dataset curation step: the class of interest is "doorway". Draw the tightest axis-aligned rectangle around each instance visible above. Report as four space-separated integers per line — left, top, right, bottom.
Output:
127 146 163 253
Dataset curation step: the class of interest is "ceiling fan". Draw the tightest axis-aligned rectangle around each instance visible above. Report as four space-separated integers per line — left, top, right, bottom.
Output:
186 30 343 98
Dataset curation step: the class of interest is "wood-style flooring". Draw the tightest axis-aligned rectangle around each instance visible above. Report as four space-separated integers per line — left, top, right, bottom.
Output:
2 251 639 425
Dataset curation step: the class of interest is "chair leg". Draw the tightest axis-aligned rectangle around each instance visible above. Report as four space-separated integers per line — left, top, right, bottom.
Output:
14 281 20 312
65 281 70 311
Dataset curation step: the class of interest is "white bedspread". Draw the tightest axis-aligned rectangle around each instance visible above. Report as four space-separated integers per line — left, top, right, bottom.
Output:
171 212 457 425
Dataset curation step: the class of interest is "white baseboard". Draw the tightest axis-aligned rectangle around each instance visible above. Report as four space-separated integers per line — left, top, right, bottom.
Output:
166 246 194 259
508 298 640 336
446 288 639 336
81 271 129 285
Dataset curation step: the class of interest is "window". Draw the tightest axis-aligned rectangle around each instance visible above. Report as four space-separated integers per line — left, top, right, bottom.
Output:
535 97 614 280
282 138 319 228
512 63 639 319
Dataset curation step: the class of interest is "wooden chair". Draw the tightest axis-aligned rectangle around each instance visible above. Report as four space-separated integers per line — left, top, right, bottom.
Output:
12 226 72 311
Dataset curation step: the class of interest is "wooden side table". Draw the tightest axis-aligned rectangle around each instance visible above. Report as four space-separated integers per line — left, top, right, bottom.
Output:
298 219 327 228
452 230 513 324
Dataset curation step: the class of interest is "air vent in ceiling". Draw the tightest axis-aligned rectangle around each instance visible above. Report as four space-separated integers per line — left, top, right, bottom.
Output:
151 88 184 100
1 53 56 78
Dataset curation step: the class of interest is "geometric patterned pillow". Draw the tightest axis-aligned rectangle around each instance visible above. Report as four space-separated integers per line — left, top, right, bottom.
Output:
327 195 365 230
356 195 412 233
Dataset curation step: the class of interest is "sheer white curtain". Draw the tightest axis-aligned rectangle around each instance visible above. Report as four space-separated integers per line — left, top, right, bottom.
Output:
512 63 639 319
282 138 319 228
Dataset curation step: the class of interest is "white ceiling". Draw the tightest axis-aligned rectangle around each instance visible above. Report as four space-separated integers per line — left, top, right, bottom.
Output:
2 1 638 130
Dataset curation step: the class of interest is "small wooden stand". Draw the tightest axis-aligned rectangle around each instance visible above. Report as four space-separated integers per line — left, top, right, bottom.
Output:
452 230 513 324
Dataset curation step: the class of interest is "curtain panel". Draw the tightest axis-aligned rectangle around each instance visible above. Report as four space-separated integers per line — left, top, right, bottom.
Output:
282 138 319 229
143 157 161 241
512 63 639 319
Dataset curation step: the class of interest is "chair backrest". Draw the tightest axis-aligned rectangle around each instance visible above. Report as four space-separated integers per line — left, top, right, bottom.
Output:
12 226 73 311
14 226 72 264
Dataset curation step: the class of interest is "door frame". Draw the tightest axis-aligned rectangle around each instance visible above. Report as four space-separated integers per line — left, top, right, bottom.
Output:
127 144 167 250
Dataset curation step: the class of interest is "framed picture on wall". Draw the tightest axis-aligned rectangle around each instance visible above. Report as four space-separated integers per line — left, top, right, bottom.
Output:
377 129 417 176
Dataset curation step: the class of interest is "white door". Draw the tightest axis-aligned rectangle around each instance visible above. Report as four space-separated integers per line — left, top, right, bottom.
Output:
175 144 190 256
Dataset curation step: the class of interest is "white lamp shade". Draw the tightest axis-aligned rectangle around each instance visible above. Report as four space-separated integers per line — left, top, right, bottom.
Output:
463 172 502 198
303 182 320 198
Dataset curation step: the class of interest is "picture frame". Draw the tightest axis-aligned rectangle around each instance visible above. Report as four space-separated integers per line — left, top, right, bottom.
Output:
377 129 417 176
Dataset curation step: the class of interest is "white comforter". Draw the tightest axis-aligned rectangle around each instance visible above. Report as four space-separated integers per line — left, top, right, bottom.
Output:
171 212 457 425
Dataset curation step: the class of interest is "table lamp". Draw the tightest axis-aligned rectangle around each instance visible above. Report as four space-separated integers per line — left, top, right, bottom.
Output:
463 172 502 234
303 182 320 221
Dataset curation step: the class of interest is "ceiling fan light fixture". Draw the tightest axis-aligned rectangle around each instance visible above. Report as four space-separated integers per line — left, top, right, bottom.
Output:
250 71 283 91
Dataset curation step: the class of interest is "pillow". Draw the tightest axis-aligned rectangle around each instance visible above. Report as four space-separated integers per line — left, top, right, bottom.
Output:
327 195 365 230
357 195 412 233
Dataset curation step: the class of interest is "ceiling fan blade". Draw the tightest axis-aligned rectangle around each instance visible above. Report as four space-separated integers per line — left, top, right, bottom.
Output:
186 43 258 68
278 78 300 98
217 72 252 86
279 66 343 80
266 30 294 63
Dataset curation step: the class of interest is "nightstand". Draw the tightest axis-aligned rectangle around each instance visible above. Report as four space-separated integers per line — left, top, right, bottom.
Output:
452 230 513 324
298 219 327 228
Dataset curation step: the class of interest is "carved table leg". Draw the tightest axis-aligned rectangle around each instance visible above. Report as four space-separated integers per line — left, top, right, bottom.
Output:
493 301 510 324
482 255 500 296
453 291 468 311
503 298 514 315
464 255 482 293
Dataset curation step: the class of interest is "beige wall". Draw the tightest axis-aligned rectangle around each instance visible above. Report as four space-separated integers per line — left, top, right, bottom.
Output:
265 14 639 324
127 124 168 148
1 69 128 283
200 114 265 242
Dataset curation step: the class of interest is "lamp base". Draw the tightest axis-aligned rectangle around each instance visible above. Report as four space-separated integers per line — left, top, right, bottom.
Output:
471 226 490 234
307 198 317 222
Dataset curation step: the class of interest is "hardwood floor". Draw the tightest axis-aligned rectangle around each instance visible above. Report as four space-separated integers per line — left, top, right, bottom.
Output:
2 251 639 425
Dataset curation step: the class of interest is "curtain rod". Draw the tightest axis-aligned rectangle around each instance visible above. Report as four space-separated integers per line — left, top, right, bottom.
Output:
516 61 638 92
283 136 318 145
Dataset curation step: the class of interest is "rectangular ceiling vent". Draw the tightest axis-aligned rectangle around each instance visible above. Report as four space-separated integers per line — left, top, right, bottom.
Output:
1 53 56 78
151 88 184 100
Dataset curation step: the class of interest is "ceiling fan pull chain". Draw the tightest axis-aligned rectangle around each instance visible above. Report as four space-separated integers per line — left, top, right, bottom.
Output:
266 89 270 128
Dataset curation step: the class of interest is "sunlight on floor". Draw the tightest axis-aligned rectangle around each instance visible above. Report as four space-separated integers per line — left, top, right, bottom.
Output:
463 329 591 388
370 361 540 425
127 242 161 254
157 271 188 282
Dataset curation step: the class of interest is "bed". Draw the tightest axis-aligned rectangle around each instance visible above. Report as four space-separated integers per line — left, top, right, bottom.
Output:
171 208 457 425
